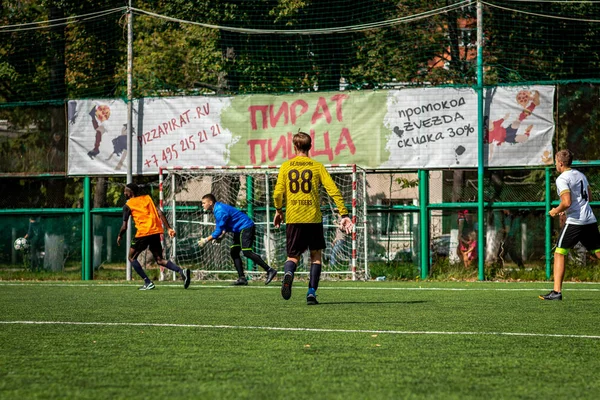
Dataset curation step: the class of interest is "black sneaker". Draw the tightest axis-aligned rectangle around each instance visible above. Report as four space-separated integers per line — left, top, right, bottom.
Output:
139 281 155 291
232 277 248 286
306 293 319 305
281 272 293 300
182 268 191 289
265 268 277 285
539 290 562 300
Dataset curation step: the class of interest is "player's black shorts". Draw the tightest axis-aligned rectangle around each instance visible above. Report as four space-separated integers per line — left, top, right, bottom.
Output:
232 226 256 250
286 223 326 257
131 233 162 255
556 222 600 254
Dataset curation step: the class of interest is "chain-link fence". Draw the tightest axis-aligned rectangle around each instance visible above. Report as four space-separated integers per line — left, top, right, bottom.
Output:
3 3 600 280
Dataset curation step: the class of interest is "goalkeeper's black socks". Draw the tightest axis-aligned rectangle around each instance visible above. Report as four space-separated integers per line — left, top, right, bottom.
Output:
284 260 297 275
243 250 271 271
309 263 322 290
232 257 245 278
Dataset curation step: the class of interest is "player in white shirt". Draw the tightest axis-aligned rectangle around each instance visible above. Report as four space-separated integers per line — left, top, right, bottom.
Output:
540 149 600 300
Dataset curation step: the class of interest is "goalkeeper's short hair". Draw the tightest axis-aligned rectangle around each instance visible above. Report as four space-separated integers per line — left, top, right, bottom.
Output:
202 193 217 203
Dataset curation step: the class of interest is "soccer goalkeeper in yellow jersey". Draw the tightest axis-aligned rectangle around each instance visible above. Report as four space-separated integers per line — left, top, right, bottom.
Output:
273 132 353 305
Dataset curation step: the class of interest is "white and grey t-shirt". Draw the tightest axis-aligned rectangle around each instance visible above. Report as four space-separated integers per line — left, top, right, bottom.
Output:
556 168 597 225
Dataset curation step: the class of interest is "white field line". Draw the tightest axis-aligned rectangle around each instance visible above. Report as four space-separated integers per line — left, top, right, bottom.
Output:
1 282 600 291
0 320 599 340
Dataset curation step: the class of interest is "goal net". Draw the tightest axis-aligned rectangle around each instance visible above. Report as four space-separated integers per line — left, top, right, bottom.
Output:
159 165 368 280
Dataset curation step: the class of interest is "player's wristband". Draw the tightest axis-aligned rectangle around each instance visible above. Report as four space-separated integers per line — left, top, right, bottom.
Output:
276 208 282 212
341 214 349 219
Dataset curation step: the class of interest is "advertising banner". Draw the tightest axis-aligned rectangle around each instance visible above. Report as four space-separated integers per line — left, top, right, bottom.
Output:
67 85 555 175
382 87 478 168
483 86 555 167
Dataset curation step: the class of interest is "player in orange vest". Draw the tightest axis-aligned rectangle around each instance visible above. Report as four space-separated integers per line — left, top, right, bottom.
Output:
117 183 191 290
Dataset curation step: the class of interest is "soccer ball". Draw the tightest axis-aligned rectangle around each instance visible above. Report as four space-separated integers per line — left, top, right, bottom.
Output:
14 237 29 251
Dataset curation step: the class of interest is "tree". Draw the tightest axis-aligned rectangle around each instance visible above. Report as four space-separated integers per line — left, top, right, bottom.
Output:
483 1 600 83
0 0 126 176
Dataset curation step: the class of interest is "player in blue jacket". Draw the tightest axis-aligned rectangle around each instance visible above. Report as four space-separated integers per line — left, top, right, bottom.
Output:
198 193 277 285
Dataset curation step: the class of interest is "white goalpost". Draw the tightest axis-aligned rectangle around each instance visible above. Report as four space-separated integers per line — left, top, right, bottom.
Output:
159 165 368 280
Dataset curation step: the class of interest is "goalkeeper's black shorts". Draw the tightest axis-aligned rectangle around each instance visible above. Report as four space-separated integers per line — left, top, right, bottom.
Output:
286 223 326 257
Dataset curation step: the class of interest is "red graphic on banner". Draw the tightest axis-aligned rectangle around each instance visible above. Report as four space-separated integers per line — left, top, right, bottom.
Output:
246 94 352 164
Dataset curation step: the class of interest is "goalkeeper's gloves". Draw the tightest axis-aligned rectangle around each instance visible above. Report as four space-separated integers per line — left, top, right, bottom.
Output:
198 237 210 248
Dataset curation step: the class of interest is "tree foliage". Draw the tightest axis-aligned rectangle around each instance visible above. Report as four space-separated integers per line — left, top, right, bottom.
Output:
1 0 600 183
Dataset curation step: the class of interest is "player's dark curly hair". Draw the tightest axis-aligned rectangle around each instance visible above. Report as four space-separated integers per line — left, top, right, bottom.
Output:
125 183 139 195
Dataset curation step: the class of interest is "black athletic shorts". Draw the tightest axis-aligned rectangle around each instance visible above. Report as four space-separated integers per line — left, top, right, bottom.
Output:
556 222 600 254
131 233 162 254
232 226 256 250
286 223 326 257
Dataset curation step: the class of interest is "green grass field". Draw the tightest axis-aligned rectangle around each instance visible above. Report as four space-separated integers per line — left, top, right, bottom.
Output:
1 279 600 399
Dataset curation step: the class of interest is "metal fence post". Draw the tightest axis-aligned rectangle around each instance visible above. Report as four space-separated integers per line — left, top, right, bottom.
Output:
545 167 552 280
476 0 485 281
83 176 92 280
419 169 429 279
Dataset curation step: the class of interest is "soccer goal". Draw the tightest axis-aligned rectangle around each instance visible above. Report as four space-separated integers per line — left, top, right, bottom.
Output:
159 165 368 280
